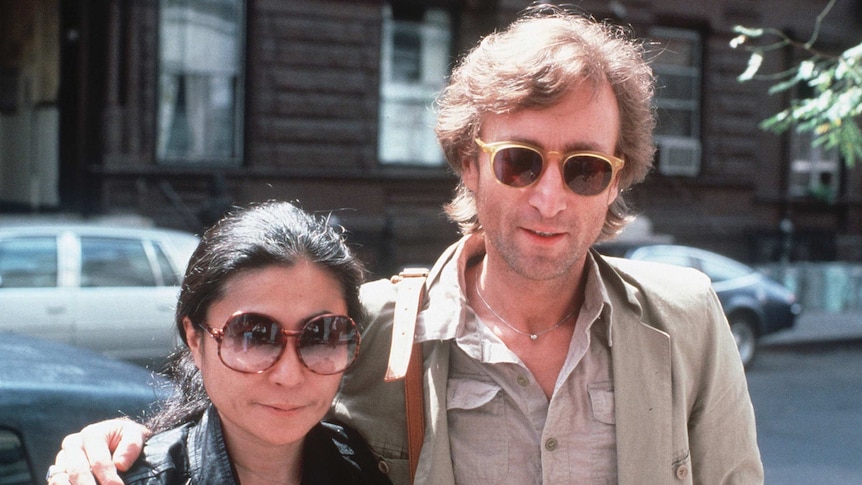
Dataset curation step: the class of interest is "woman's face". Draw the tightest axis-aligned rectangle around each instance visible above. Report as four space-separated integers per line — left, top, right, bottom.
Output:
185 260 347 449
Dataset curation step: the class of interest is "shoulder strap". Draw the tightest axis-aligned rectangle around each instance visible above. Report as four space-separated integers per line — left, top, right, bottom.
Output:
385 267 429 381
385 267 428 484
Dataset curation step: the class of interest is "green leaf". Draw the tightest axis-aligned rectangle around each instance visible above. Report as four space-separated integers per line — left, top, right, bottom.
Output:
738 52 764 81
732 25 765 38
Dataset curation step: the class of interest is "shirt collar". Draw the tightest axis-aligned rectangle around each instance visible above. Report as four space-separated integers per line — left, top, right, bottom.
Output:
416 234 613 346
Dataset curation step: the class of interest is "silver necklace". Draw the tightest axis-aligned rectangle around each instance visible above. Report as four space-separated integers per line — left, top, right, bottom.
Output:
474 280 575 341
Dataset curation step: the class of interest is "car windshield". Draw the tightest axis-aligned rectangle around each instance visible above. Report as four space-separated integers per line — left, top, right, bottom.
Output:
630 245 756 283
696 255 755 283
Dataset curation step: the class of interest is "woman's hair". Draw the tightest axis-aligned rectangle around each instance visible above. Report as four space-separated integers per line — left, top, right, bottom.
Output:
436 5 656 242
147 201 366 432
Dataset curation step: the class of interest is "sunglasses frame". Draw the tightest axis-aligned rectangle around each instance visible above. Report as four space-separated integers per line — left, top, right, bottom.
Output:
474 137 625 196
199 311 360 375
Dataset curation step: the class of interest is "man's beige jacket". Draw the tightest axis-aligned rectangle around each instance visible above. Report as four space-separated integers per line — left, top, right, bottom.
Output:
332 238 764 485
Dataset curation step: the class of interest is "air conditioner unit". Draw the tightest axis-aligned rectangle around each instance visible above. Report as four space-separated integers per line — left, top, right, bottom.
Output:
656 136 701 176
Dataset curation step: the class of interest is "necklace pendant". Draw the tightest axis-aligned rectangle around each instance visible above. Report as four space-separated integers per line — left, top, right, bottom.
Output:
530 334 538 341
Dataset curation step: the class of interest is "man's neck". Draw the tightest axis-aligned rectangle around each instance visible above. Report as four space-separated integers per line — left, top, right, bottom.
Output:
475 253 586 332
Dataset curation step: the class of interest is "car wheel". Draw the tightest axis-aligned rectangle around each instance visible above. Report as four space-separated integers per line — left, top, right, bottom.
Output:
730 316 757 368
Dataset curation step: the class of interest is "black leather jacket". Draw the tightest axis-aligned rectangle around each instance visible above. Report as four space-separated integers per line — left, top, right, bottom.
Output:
121 406 392 485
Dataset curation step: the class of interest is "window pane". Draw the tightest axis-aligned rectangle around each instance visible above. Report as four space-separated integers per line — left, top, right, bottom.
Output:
789 131 841 201
0 237 57 288
80 238 156 287
153 244 182 286
655 37 697 66
656 109 694 137
392 28 422 83
157 0 244 163
378 5 450 165
655 71 698 102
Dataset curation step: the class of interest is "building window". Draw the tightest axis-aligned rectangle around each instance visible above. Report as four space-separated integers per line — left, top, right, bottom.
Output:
378 4 450 166
650 27 702 176
789 130 841 202
157 0 244 164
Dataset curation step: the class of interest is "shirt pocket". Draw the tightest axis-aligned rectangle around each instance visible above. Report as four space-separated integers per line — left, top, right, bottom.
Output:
587 381 617 477
447 376 508 482
588 381 615 425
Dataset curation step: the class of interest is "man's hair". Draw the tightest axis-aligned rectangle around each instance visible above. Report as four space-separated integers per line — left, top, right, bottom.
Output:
436 5 655 242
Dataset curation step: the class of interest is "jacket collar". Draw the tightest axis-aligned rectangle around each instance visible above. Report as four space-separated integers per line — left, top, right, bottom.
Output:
187 406 240 484
416 236 621 344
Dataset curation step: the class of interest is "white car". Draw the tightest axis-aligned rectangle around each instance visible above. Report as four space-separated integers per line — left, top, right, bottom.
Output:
0 222 199 365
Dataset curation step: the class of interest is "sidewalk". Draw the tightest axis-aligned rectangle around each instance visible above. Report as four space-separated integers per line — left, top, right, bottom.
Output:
760 310 862 348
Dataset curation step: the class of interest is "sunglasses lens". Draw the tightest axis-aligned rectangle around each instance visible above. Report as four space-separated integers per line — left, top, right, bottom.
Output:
298 315 359 375
493 147 543 187
221 313 284 373
563 155 614 195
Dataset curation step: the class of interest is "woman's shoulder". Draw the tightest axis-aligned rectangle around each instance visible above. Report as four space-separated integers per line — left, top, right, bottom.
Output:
305 420 393 485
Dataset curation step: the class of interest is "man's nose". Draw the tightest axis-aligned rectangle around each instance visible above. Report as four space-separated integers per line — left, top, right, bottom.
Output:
527 157 568 217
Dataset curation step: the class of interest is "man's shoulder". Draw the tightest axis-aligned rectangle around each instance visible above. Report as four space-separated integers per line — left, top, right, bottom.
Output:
599 254 712 294
597 253 718 323
360 277 399 309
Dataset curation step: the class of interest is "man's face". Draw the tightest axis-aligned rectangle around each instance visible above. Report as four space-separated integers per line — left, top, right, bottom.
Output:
462 82 622 281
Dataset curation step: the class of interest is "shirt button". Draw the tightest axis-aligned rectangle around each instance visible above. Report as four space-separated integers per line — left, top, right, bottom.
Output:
377 459 391 475
517 375 529 387
544 438 558 451
675 464 689 480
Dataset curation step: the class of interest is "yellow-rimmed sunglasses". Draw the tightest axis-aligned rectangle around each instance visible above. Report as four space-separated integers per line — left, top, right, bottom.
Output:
475 137 624 196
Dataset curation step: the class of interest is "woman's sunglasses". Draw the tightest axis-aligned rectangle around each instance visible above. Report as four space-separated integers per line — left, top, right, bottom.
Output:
475 137 624 196
199 312 360 375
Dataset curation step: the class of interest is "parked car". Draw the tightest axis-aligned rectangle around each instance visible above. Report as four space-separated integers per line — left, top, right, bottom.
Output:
595 243 802 368
0 333 169 485
0 222 198 365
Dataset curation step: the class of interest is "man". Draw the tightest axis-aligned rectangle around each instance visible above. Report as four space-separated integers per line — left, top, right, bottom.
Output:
49 5 762 485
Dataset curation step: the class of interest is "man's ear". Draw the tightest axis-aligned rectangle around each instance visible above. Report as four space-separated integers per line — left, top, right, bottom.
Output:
462 154 479 192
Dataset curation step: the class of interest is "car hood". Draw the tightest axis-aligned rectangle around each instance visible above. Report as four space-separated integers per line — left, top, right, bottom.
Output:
0 332 169 394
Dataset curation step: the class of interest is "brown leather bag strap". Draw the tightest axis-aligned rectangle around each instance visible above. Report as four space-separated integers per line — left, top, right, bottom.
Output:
385 268 428 484
403 340 425 482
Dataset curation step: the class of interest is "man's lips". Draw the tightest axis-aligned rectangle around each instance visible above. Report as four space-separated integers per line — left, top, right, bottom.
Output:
523 227 566 238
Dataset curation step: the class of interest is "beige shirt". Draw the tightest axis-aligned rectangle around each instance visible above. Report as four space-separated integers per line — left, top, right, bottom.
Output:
443 236 616 484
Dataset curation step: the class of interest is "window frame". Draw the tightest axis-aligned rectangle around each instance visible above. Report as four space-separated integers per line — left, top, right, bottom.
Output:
377 4 451 166
649 26 703 177
155 0 246 166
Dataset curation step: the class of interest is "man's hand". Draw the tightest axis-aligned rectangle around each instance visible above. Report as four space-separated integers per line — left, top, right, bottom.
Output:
47 418 151 485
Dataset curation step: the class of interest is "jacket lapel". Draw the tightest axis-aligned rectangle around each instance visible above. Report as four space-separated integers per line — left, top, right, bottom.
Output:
609 286 674 483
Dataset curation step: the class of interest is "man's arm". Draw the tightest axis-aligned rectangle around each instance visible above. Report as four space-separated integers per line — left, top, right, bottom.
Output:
689 289 764 483
47 418 150 485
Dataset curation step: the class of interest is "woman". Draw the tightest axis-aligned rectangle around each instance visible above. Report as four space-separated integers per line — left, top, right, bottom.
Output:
118 201 391 485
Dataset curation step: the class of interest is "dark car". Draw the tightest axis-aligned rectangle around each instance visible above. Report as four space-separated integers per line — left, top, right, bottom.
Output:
596 243 802 368
0 333 169 485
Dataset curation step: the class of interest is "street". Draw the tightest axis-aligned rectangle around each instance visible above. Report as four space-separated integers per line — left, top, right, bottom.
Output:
748 331 862 484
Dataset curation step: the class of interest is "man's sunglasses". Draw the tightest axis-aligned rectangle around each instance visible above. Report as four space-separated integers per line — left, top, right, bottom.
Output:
199 312 360 375
475 137 624 196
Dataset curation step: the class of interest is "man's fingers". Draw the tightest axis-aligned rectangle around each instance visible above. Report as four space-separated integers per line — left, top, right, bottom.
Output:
79 419 143 485
55 436 98 485
51 418 150 485
107 422 149 472
46 462 72 485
